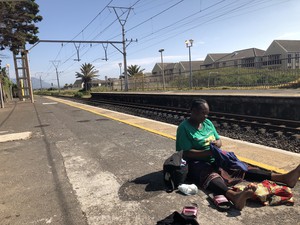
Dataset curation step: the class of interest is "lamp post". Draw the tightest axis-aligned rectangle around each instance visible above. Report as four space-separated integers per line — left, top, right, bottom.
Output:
185 39 194 89
118 63 123 91
158 49 165 90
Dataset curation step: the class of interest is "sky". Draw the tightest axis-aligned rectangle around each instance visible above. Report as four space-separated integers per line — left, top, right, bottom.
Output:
2 0 300 86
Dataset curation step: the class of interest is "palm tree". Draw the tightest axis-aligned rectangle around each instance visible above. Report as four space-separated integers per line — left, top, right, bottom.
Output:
127 65 145 77
75 63 99 91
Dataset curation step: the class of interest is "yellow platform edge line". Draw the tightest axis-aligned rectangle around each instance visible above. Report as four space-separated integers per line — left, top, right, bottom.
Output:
49 97 294 176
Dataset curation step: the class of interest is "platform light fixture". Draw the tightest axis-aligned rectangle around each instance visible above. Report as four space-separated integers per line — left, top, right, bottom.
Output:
185 39 194 89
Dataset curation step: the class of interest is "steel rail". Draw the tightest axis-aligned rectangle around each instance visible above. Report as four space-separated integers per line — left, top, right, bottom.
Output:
78 97 300 134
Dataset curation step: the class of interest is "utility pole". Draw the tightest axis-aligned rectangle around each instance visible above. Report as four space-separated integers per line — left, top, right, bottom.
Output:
108 6 134 92
36 72 43 90
51 60 61 93
39 75 42 90
158 49 165 90
34 72 43 90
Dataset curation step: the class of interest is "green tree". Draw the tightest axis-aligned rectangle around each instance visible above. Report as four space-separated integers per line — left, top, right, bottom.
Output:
0 67 13 101
75 63 99 91
0 0 42 53
127 65 145 77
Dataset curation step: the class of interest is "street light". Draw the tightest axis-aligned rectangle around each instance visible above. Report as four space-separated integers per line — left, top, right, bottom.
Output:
185 39 194 89
118 63 123 91
158 49 165 90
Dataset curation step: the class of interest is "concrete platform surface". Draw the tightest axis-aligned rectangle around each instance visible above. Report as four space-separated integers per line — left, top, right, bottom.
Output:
0 96 299 225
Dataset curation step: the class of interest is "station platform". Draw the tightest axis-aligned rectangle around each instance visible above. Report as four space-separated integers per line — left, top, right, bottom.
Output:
51 96 300 174
0 96 299 225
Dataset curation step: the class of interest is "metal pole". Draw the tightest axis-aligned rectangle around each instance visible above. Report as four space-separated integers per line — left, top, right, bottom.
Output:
109 6 133 92
188 46 192 89
39 75 43 90
159 49 165 91
51 60 61 94
118 63 122 91
122 24 129 91
55 67 60 93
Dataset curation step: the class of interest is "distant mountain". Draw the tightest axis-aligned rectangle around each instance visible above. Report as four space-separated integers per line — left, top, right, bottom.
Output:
11 77 54 89
31 77 53 89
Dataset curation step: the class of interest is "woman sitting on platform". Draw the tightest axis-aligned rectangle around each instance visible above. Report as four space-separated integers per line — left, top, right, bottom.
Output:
176 98 300 210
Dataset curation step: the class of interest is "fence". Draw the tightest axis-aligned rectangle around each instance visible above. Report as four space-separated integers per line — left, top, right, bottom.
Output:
119 56 300 91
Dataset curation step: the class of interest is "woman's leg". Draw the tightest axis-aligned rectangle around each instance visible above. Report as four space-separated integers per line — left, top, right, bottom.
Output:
207 177 229 195
270 164 300 188
245 164 300 188
207 177 255 211
244 169 271 182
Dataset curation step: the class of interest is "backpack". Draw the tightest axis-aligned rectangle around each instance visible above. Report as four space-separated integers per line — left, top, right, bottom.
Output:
163 151 188 193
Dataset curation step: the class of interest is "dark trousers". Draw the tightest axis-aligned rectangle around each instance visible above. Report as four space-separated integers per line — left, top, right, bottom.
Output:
208 169 272 195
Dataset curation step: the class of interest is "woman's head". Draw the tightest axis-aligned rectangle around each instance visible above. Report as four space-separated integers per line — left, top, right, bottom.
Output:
190 99 209 123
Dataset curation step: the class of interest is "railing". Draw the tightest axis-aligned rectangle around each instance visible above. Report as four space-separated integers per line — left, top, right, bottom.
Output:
114 56 300 91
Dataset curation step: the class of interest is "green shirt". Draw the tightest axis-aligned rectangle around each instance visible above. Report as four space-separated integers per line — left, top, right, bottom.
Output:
176 118 220 163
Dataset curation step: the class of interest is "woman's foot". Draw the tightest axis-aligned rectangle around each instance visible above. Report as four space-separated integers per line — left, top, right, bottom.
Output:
226 186 256 211
282 164 300 188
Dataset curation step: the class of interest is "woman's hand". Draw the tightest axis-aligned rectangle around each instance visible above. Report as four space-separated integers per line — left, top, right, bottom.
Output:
211 139 222 148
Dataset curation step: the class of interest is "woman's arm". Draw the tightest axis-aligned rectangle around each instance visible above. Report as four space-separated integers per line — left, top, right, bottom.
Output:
182 138 222 160
183 149 213 160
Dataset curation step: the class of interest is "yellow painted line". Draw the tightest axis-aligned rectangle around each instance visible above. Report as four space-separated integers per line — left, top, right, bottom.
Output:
47 97 177 140
48 97 294 175
237 156 288 174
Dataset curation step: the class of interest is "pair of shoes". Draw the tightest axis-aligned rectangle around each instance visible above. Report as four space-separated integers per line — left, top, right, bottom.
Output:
208 194 231 211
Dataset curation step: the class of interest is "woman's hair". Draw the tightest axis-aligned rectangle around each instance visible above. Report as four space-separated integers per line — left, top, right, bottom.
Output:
190 98 208 110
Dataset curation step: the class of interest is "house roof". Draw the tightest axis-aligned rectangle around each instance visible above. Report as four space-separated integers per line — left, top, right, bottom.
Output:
207 53 229 62
216 48 265 62
156 62 177 70
179 61 204 70
90 79 102 84
274 40 300 52
73 79 82 85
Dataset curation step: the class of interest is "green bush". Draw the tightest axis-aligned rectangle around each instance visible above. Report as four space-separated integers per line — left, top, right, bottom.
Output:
74 92 84 98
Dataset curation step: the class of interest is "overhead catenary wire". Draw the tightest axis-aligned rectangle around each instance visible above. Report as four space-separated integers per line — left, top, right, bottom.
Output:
56 0 142 78
94 0 285 60
52 0 180 78
47 0 114 72
46 0 295 83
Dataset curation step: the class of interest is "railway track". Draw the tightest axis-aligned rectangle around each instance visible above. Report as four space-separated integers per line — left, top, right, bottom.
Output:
77 97 300 135
53 95 300 152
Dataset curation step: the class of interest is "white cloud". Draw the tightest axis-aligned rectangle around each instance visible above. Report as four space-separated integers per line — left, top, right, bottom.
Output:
276 32 300 39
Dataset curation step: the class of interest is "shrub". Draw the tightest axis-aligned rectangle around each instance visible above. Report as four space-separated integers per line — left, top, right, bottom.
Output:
74 92 84 98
